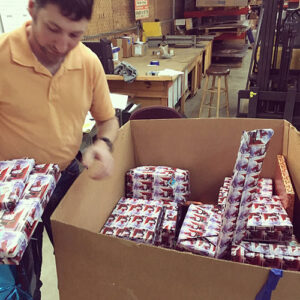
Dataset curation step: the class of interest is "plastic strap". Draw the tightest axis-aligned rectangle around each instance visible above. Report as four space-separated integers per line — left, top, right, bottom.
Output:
255 269 283 300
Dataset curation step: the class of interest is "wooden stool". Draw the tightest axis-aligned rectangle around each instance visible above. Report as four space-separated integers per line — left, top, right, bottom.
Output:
199 66 230 118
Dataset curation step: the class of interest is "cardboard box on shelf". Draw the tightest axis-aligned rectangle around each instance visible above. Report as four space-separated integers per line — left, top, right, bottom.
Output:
52 118 300 300
196 0 248 7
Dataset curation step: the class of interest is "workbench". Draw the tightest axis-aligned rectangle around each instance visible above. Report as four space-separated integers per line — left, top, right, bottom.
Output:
106 41 212 114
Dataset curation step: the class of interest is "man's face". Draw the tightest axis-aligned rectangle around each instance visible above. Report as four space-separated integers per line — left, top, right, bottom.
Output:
28 1 88 64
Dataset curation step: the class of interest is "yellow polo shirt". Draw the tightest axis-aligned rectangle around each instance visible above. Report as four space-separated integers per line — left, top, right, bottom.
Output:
0 22 115 170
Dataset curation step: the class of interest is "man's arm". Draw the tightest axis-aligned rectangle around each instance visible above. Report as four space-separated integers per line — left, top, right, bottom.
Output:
82 116 119 180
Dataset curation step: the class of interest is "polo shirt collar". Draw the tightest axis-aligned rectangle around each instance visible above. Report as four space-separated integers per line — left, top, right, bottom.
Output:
9 21 82 74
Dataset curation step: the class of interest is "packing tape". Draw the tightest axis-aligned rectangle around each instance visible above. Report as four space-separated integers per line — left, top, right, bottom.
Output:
150 60 160 66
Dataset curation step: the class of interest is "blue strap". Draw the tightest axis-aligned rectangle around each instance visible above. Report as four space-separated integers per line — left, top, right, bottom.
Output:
255 269 283 300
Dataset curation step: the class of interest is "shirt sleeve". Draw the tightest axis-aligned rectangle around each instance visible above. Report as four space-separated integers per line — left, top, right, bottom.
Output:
89 54 116 122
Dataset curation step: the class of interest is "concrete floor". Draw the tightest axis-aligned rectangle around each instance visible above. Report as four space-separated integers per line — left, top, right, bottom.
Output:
40 48 252 300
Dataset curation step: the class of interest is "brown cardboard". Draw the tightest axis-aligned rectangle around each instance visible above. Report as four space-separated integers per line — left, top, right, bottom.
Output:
132 43 147 57
196 0 248 7
52 118 300 300
111 38 132 58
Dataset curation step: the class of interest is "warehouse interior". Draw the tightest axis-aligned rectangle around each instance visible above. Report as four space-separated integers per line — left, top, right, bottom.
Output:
0 0 300 299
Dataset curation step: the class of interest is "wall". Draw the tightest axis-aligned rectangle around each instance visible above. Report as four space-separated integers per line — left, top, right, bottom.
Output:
85 0 175 40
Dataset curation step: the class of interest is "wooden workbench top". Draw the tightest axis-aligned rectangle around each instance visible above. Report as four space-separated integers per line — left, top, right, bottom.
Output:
106 45 207 82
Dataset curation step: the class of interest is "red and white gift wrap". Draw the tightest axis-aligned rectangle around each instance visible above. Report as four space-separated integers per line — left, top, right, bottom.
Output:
126 166 190 204
21 174 56 209
216 129 274 258
31 164 61 183
0 161 14 181
231 241 300 271
158 202 178 249
6 159 35 183
101 197 164 245
0 200 42 264
177 204 222 257
0 181 25 211
0 159 60 264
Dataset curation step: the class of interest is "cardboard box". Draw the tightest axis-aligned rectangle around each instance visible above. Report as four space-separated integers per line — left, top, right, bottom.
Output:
52 119 300 300
132 42 147 57
196 0 248 7
111 37 133 58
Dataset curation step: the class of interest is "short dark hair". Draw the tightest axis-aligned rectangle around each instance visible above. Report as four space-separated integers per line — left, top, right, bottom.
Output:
35 0 94 21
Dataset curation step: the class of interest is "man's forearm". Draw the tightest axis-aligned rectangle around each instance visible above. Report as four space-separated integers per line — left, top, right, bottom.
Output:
96 117 119 143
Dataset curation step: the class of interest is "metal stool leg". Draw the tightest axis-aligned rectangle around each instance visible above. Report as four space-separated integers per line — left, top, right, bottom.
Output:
224 75 230 117
208 76 216 118
216 76 221 118
199 75 209 117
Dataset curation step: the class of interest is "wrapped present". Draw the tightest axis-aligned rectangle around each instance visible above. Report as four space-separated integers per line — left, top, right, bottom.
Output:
0 161 14 182
216 129 274 258
6 159 35 183
177 204 222 257
21 174 56 209
256 178 273 198
158 202 178 249
0 181 25 211
231 241 300 271
0 200 42 265
101 197 164 245
274 155 295 221
31 163 61 183
126 166 190 204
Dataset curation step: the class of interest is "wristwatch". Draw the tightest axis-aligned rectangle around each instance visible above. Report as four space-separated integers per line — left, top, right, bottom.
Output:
97 137 113 153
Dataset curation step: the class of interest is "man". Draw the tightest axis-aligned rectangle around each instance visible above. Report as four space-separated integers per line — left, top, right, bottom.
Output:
0 0 119 298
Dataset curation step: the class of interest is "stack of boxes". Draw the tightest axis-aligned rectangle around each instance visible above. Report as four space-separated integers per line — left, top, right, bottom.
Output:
0 159 60 264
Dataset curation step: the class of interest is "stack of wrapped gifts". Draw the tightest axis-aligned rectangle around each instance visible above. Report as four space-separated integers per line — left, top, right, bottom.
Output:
102 166 187 248
101 129 300 271
0 159 60 264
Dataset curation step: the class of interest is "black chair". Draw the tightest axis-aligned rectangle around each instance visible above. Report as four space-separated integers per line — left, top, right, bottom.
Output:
129 105 184 120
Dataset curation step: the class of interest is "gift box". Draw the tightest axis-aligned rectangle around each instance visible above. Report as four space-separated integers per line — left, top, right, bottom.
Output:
0 200 42 265
274 155 295 221
126 166 190 204
0 181 25 211
158 202 178 249
21 174 56 209
101 197 164 245
217 129 274 258
231 241 300 271
177 204 222 257
0 161 14 182
6 159 35 183
31 163 61 183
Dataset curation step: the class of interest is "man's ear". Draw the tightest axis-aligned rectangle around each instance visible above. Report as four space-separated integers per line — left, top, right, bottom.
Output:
28 0 37 18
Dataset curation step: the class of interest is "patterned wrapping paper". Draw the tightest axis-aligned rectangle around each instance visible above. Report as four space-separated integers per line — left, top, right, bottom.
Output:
5 159 35 184
31 164 61 183
158 202 178 249
0 161 14 181
0 200 42 264
101 197 164 245
21 174 56 209
274 155 295 221
231 241 300 271
126 166 190 205
216 129 274 259
0 181 25 211
176 204 222 257
0 159 60 265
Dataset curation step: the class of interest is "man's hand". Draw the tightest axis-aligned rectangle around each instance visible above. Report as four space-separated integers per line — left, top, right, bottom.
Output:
82 139 114 180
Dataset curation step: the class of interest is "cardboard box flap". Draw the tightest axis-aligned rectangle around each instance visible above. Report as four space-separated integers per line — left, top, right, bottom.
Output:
131 118 284 203
52 123 136 232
